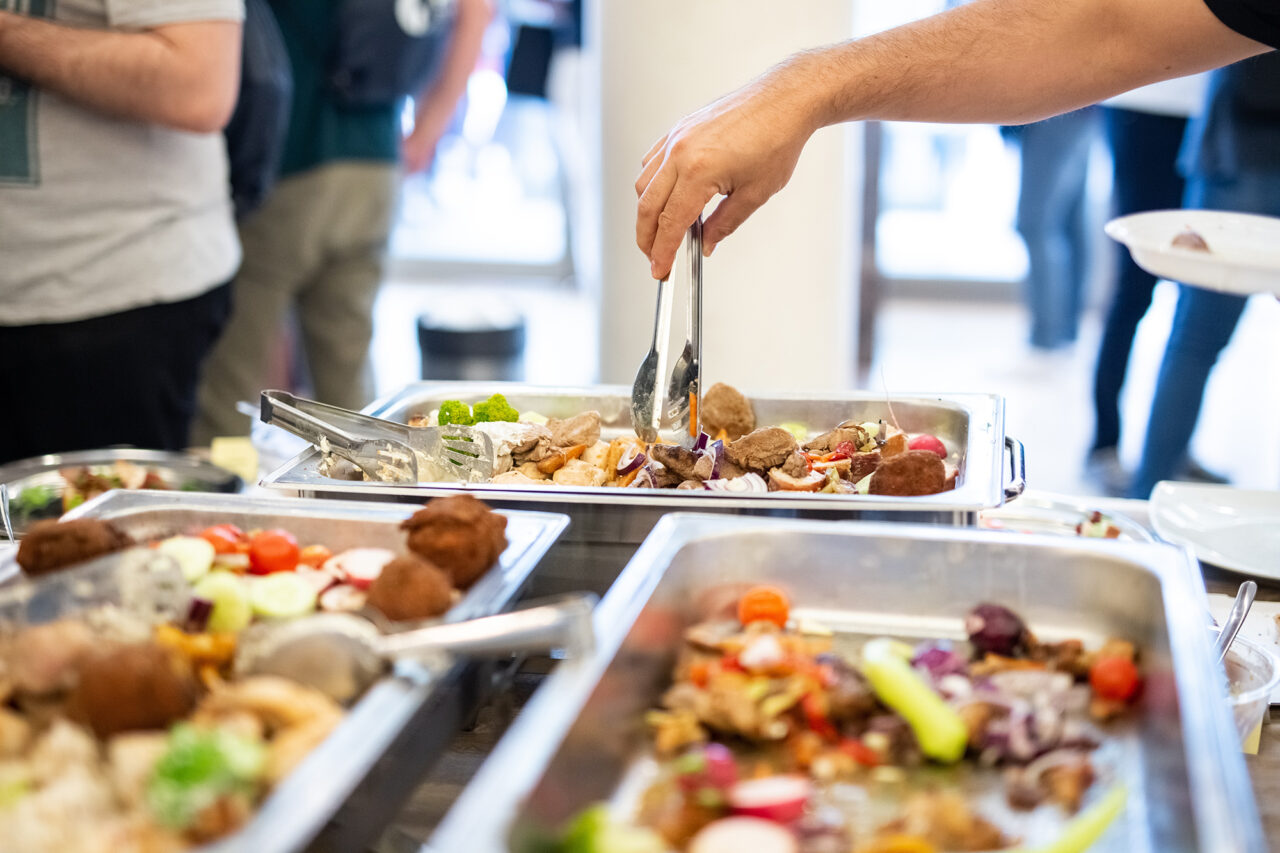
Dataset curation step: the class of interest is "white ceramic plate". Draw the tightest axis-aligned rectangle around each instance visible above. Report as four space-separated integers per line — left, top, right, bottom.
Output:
979 494 1154 542
1104 209 1280 297
1151 482 1280 579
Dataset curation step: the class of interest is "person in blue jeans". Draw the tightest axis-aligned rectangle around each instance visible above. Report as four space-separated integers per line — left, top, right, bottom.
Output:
1128 52 1280 498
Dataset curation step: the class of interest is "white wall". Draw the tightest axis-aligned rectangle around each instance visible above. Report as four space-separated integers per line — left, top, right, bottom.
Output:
586 0 861 393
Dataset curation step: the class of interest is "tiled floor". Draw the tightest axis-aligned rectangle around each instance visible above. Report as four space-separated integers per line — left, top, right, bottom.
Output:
371 278 1280 499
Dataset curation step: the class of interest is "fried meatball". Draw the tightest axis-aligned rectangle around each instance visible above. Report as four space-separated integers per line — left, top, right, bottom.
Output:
725 427 799 473
16 518 133 577
401 494 508 589
366 555 454 622
868 449 947 496
69 642 198 738
701 383 755 440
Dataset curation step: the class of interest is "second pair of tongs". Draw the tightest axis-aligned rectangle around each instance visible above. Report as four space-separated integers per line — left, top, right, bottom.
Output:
631 218 703 447
259 390 496 484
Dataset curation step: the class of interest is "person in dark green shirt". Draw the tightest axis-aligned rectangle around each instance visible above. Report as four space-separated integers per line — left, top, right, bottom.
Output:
194 0 493 442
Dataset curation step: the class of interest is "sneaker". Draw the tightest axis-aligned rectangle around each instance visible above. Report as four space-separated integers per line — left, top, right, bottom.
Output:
1178 458 1231 485
1085 447 1130 496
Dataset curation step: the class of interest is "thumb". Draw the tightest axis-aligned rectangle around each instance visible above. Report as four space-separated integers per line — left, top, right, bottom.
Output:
702 188 767 257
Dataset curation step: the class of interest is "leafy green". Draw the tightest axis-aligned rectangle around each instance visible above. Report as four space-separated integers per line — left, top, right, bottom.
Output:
437 400 475 426
11 485 56 514
146 724 266 830
472 393 519 423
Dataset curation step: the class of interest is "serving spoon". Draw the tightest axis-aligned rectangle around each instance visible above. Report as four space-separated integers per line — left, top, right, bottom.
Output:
1214 579 1257 666
236 594 596 704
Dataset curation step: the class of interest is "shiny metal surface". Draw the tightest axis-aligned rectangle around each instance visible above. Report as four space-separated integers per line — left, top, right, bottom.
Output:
263 382 1018 596
428 514 1262 853
664 218 702 447
630 275 673 445
1214 580 1258 666
59 489 569 853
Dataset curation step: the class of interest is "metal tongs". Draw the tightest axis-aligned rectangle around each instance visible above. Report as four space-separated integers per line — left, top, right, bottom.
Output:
259 390 496 484
631 218 703 447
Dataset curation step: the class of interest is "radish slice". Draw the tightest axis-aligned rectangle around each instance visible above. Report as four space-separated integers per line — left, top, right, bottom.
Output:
295 567 340 597
319 583 367 613
728 775 812 823
689 817 798 853
323 547 396 590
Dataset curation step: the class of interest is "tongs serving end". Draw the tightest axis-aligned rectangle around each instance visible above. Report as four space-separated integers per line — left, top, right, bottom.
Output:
630 219 703 447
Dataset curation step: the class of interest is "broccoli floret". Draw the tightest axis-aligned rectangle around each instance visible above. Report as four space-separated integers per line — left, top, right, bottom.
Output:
471 393 519 423
437 400 474 426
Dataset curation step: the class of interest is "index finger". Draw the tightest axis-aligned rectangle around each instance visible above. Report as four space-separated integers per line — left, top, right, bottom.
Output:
648 179 716 280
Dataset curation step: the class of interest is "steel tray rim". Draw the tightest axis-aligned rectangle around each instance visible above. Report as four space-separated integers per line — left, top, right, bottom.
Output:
426 513 1261 853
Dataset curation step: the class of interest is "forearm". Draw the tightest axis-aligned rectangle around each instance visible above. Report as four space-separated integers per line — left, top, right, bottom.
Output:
791 0 1268 130
414 0 493 125
0 12 241 133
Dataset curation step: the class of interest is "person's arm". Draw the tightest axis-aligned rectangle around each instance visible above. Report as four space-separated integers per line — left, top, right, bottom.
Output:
636 0 1271 279
402 0 495 173
0 14 242 134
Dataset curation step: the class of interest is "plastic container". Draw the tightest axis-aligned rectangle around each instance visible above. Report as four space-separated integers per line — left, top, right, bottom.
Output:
1214 627 1280 752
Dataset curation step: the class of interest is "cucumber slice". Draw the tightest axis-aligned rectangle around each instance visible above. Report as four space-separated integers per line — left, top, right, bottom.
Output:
193 571 253 633
250 572 318 621
156 536 216 583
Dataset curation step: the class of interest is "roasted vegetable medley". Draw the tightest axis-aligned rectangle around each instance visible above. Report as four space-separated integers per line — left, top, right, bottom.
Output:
409 384 960 496
557 590 1141 852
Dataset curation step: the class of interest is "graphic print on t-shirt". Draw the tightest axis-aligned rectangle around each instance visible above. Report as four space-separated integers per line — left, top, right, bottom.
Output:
0 0 53 185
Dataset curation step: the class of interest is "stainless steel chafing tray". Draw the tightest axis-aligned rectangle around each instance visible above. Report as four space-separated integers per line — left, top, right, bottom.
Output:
47 490 569 853
262 382 1025 598
426 513 1261 853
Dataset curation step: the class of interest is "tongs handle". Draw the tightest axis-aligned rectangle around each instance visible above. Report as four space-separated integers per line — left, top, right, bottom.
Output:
377 593 597 661
260 390 404 453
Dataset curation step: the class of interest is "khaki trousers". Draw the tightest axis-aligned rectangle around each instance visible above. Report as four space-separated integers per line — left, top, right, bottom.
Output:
194 161 400 443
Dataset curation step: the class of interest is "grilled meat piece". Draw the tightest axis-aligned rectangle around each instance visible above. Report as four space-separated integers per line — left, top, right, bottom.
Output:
868 449 947 496
725 427 800 473
546 411 602 448
700 383 755 440
16 519 133 576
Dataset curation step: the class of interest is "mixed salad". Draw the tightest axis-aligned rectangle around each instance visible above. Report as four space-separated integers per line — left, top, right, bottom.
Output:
0 496 508 850
7 461 221 530
557 589 1141 853
407 385 960 497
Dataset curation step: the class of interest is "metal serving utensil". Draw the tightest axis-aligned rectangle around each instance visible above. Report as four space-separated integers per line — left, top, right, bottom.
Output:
237 594 597 704
630 220 703 445
665 218 703 448
260 390 496 484
1214 580 1257 666
0 483 13 542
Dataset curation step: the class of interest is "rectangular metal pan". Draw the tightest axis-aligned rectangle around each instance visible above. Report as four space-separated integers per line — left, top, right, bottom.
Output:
262 382 1025 597
50 490 569 853
426 513 1261 853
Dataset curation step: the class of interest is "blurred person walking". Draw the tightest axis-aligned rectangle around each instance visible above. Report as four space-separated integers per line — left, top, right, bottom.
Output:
1127 50 1280 498
1086 74 1210 494
0 1 243 464
193 0 493 443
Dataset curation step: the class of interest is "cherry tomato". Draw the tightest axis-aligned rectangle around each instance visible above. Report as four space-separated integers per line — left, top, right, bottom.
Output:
1089 655 1141 702
839 737 881 767
297 544 334 568
801 693 837 740
737 585 790 629
200 524 246 555
248 529 300 575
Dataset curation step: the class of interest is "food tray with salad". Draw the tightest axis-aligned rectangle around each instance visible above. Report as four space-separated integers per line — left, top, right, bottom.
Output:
427 513 1261 853
0 448 243 538
263 382 1024 597
0 489 568 853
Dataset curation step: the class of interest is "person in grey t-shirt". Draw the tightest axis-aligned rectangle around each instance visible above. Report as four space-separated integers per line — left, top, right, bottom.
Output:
0 0 244 463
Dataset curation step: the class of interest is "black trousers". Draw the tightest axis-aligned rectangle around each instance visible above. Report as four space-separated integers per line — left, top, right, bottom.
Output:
0 284 232 464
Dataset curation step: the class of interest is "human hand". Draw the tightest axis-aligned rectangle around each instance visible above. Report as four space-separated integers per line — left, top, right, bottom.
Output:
402 113 449 174
635 57 823 280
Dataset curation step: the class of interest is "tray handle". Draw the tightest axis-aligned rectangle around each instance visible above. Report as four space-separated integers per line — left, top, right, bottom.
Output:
1002 436 1026 502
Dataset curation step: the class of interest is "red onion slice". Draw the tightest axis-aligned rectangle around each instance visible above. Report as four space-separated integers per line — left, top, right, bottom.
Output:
694 431 710 451
703 473 768 493
616 446 647 475
184 596 214 633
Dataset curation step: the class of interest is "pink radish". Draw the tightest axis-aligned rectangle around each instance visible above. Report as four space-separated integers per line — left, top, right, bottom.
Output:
689 817 798 853
319 583 367 612
676 742 738 793
728 775 812 823
323 547 396 590
908 434 947 458
294 567 340 597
